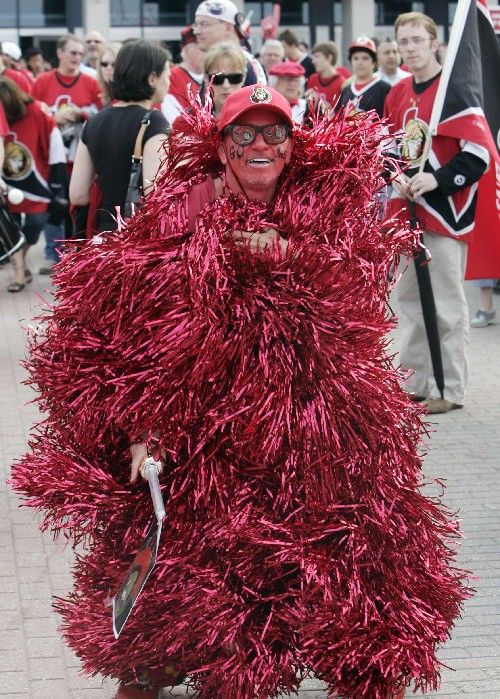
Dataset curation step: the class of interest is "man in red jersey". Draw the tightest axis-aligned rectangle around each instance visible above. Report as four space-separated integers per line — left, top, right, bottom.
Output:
33 34 101 163
161 27 203 125
306 41 350 110
33 33 101 272
384 12 489 413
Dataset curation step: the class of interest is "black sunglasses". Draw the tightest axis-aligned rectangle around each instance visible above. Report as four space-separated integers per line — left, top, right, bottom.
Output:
208 72 244 86
223 123 291 146
100 61 115 68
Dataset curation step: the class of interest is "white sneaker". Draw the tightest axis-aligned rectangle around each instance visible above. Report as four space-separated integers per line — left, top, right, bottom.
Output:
470 309 496 328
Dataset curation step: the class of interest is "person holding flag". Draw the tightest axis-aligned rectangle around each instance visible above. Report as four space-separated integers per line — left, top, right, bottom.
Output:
384 10 493 414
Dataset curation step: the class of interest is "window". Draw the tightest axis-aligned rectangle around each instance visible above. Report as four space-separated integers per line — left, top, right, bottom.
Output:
111 0 188 27
0 0 16 28
19 0 65 27
376 1 424 26
111 0 141 26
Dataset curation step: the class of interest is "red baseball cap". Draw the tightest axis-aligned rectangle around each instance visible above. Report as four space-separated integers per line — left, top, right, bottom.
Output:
218 84 294 132
348 36 377 60
269 61 305 78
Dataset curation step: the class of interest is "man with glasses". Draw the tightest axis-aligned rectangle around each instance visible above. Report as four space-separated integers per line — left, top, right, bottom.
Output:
375 38 410 86
81 30 105 77
32 34 101 273
193 0 266 85
384 12 489 413
15 81 467 698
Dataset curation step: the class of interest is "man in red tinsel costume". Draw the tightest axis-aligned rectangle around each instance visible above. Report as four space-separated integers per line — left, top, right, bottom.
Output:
11 86 470 698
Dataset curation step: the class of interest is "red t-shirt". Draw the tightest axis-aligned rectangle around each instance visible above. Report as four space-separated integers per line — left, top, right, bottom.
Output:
3 67 33 95
33 70 102 116
168 66 201 110
307 67 351 106
0 104 8 136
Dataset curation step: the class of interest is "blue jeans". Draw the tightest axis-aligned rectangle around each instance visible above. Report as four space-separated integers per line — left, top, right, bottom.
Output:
43 220 65 263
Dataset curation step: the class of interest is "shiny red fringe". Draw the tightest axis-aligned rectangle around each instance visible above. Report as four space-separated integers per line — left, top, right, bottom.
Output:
10 104 470 698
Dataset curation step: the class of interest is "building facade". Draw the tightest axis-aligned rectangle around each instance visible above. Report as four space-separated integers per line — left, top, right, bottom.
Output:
1 1 499 63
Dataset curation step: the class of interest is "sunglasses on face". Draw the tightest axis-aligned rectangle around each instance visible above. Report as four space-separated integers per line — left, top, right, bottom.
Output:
100 61 114 68
224 123 291 146
209 72 244 86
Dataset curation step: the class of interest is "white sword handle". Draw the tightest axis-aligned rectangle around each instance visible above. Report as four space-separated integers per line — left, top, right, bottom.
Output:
140 457 166 521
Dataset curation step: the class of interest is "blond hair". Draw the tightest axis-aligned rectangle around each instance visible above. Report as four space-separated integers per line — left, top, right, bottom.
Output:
203 41 247 75
394 12 438 40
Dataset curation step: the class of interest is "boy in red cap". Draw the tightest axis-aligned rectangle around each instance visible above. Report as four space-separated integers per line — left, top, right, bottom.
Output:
268 61 307 124
338 36 391 118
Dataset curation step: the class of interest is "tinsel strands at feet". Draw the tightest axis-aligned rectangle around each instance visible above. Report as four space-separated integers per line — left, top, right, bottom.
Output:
10 103 471 698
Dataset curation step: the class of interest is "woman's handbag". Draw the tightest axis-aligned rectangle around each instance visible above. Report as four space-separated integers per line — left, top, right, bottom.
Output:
124 110 153 218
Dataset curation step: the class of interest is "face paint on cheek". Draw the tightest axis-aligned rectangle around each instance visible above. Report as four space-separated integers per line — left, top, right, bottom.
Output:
277 145 288 160
229 144 245 160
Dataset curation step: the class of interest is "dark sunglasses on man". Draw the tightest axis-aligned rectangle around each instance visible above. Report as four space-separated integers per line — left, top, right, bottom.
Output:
208 72 245 86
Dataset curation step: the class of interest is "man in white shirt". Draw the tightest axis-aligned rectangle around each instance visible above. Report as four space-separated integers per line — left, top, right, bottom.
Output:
375 38 410 86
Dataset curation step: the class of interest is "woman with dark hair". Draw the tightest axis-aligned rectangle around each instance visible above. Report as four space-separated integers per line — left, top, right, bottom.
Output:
0 76 66 291
69 40 170 233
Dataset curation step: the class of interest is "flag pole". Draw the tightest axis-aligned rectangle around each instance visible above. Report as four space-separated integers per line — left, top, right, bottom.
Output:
408 0 472 401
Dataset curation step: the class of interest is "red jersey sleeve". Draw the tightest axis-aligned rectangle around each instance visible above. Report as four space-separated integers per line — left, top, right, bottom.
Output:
0 103 8 136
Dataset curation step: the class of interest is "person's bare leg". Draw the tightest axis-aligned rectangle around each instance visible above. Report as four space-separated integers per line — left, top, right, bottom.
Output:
10 249 26 285
479 285 494 312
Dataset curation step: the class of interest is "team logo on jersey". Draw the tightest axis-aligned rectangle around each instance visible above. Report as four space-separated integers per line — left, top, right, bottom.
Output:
400 113 429 168
3 133 32 180
250 86 272 104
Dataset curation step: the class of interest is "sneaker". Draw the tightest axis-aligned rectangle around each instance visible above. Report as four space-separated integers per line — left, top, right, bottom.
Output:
426 398 462 414
470 309 495 328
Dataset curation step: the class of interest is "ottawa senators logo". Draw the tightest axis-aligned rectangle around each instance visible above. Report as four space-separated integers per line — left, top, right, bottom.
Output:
400 110 429 168
3 133 32 180
250 86 272 104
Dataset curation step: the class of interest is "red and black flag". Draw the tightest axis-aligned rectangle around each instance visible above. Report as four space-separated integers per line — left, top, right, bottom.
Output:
428 0 500 278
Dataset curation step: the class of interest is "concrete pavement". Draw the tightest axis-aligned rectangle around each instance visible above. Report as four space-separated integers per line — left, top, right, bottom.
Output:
0 243 499 698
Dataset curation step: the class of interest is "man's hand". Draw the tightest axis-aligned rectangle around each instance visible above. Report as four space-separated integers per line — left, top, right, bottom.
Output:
409 172 438 199
232 228 288 255
54 107 81 126
129 442 148 483
392 173 413 200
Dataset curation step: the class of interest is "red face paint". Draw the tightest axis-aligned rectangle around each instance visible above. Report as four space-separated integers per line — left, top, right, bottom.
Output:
219 109 293 203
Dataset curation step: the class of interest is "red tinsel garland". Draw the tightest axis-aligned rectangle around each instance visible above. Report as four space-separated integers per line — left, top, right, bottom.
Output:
10 102 470 698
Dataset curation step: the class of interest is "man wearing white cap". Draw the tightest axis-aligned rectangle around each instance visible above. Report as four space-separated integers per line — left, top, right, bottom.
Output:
0 42 33 94
193 0 266 85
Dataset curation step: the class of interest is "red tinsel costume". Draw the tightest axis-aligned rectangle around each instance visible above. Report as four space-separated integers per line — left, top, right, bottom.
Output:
11 89 470 698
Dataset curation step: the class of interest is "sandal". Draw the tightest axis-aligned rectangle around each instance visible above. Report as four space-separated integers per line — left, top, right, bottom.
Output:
25 268 33 284
7 281 25 293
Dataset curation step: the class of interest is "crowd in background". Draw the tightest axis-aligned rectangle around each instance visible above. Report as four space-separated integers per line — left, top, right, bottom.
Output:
0 0 497 344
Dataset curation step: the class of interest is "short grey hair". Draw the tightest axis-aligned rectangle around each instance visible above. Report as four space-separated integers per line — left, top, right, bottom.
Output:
261 39 285 57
